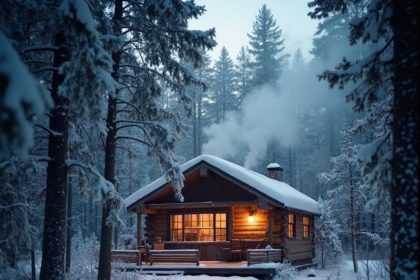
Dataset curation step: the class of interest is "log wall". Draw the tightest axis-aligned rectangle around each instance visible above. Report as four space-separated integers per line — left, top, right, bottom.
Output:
142 207 315 263
145 213 168 243
231 206 268 240
270 208 284 249
283 212 313 262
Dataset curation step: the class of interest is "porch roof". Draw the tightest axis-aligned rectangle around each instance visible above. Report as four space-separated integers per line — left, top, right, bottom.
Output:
124 154 320 215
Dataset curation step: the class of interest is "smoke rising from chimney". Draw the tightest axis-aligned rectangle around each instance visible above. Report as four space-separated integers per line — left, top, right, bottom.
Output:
202 54 352 169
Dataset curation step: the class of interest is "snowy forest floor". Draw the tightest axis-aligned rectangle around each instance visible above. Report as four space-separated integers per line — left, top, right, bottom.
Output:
0 259 388 280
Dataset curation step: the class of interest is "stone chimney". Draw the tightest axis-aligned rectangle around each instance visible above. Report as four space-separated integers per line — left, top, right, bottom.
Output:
267 163 283 181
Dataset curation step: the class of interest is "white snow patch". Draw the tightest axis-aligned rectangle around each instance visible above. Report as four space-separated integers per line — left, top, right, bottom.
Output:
267 163 282 169
0 32 52 158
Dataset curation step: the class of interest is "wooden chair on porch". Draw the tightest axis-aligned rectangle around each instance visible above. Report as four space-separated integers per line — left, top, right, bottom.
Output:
223 239 244 262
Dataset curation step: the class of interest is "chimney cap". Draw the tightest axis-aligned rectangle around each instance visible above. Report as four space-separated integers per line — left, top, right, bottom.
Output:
267 163 283 171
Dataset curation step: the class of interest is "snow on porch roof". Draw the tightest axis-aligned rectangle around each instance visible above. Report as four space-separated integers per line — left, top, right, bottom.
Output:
124 154 320 215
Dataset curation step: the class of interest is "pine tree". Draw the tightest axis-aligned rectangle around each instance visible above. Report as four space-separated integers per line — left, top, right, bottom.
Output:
235 46 253 104
0 33 52 159
291 48 305 72
315 198 343 269
96 1 216 279
187 52 212 157
309 1 418 278
2 0 114 278
318 122 361 273
211 47 237 123
248 4 288 87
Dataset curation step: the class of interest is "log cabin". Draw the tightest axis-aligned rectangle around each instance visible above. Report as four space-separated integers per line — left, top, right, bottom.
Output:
124 155 320 265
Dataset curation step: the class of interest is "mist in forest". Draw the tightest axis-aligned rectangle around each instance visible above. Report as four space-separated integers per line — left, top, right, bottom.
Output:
202 56 350 169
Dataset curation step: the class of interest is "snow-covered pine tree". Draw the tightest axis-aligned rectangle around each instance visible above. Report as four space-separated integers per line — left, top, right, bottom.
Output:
308 1 418 278
248 4 289 87
315 198 343 269
211 47 238 123
0 158 45 271
1 0 114 278
0 32 52 159
96 1 216 279
318 121 361 273
235 46 253 105
179 51 213 158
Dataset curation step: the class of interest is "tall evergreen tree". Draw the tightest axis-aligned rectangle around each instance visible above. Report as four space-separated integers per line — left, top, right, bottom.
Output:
235 46 253 104
211 47 237 123
315 198 343 269
0 1 114 278
190 53 212 156
319 122 362 273
248 4 288 87
309 1 418 278
96 1 216 279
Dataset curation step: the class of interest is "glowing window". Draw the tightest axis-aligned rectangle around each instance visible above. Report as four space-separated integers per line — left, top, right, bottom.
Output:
303 216 310 238
170 212 227 241
171 214 183 241
287 214 295 238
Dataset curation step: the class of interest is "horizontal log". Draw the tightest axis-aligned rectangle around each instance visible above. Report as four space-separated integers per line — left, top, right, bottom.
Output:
233 225 268 231
232 231 267 236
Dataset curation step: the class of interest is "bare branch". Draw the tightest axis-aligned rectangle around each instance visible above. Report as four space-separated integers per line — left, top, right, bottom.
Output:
115 136 150 146
22 45 58 53
34 124 62 136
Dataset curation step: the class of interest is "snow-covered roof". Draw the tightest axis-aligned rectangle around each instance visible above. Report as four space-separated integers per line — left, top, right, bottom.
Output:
124 154 320 215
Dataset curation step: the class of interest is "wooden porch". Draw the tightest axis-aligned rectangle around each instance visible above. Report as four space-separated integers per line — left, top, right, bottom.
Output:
112 260 278 278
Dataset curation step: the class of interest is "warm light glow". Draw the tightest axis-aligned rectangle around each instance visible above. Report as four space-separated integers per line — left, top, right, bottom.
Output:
248 214 254 223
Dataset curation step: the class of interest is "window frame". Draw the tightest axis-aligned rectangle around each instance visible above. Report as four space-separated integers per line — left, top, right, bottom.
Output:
169 210 228 242
302 216 310 239
287 213 296 239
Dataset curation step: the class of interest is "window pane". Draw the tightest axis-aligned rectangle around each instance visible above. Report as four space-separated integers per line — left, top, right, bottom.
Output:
171 212 227 241
288 214 295 238
215 213 227 229
171 214 183 241
216 229 227 241
184 228 198 241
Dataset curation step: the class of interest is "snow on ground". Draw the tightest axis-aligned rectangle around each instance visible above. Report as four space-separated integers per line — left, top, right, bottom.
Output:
111 273 257 280
110 260 387 280
295 260 388 280
1 258 388 280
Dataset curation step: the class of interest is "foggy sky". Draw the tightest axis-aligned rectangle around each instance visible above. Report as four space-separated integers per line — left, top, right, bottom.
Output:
189 0 318 62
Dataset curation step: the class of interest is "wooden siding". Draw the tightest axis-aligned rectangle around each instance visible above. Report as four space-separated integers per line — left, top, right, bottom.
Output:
146 169 258 204
283 212 313 261
270 208 285 249
138 167 316 263
231 206 268 240
145 213 168 243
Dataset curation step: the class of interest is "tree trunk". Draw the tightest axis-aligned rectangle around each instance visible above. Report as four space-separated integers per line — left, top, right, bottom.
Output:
349 164 358 273
97 0 123 277
97 94 117 280
40 32 70 280
65 180 72 272
197 91 202 154
391 1 419 279
31 243 36 280
192 90 198 157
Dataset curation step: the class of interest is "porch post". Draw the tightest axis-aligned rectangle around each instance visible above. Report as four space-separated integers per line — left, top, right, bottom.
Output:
268 210 273 245
137 212 142 246
280 210 287 261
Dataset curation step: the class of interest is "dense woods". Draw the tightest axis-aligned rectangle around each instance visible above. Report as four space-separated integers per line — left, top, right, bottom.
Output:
0 0 417 279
